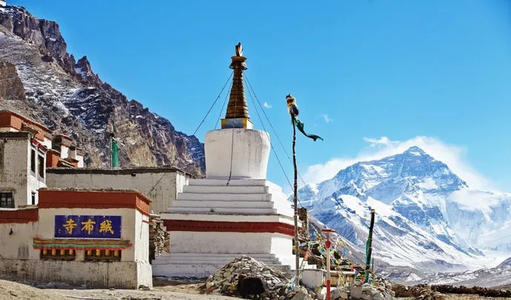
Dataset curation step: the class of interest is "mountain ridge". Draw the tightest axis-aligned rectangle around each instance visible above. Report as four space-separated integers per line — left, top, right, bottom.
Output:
0 4 205 174
298 145 511 282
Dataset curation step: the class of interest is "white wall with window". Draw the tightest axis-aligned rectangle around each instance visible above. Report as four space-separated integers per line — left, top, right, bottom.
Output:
0 132 47 208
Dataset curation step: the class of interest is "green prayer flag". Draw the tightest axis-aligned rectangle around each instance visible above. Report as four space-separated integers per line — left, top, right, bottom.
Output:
111 138 119 168
293 118 323 141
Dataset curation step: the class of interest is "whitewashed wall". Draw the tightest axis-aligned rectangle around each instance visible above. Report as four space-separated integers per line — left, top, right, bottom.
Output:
46 170 190 214
0 206 152 288
0 134 29 207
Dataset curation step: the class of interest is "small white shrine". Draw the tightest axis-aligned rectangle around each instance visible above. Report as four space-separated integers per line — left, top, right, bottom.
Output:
154 44 296 278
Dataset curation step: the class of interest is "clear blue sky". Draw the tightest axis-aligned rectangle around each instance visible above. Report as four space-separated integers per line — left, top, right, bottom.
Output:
12 0 511 191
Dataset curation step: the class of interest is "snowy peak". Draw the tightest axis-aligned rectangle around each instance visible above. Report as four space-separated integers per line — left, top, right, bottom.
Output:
328 147 467 204
297 145 511 280
403 145 426 156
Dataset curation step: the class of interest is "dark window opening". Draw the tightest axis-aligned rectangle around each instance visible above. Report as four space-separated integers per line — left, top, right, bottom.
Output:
38 155 44 178
84 249 122 262
31 192 36 205
0 142 4 170
40 248 76 261
30 149 35 173
0 192 14 208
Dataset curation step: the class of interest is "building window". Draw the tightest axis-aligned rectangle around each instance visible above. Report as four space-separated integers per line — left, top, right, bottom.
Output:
40 248 76 261
84 249 122 262
0 192 14 208
31 192 36 205
38 155 45 178
30 149 36 173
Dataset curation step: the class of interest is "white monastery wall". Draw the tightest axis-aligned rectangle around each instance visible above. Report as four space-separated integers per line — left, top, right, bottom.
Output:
0 219 39 259
46 170 189 214
26 145 46 206
59 144 69 159
0 135 29 207
0 194 152 288
41 137 52 149
0 260 143 288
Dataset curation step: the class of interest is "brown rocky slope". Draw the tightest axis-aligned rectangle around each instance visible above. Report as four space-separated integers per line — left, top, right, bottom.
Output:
0 5 204 175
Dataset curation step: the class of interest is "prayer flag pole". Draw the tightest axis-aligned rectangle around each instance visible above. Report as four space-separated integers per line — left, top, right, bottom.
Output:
322 228 336 300
291 112 300 287
286 94 323 289
365 209 375 283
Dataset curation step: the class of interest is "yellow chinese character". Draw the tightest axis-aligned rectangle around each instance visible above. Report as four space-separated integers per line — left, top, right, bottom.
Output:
63 218 77 234
99 219 114 235
81 218 96 235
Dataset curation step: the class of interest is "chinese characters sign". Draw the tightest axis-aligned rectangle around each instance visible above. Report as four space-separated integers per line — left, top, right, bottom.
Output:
54 215 121 239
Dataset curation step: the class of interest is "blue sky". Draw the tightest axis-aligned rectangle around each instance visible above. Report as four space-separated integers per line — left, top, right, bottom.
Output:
12 0 511 191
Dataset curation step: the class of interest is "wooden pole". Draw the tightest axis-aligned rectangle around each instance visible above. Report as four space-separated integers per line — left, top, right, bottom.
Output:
325 233 332 300
292 114 300 288
322 228 335 300
365 209 375 283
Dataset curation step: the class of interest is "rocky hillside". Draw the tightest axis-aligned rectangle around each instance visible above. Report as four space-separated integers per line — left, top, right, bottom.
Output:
418 256 511 288
0 5 204 175
0 60 24 100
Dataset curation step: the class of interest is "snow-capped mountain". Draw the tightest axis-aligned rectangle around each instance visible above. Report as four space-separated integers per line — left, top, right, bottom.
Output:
299 146 511 280
418 256 511 287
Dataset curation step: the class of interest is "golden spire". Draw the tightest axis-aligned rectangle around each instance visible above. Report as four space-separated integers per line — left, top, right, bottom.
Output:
221 43 252 129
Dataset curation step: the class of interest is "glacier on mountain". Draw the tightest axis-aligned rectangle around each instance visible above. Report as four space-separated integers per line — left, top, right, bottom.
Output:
298 146 511 279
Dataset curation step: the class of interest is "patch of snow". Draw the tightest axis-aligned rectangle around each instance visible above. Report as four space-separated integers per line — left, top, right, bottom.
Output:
418 177 438 190
366 197 395 217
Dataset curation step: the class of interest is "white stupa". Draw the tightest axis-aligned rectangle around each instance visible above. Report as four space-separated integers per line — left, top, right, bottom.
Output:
153 44 296 277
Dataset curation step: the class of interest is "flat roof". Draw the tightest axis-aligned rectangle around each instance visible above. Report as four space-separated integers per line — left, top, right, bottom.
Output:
0 110 49 132
0 131 31 138
46 166 192 177
39 189 152 216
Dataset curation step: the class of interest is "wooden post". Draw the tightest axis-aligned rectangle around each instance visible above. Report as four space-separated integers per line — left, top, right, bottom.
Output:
292 114 300 287
365 209 375 283
322 228 335 300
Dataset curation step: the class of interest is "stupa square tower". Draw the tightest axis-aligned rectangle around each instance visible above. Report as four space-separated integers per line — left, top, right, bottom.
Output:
153 44 296 277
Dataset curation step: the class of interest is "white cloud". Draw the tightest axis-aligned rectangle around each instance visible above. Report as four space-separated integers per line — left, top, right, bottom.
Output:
322 114 333 123
363 136 398 147
302 136 492 191
263 102 272 109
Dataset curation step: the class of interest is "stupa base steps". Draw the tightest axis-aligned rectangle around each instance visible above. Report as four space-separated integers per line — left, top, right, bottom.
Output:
152 252 292 278
158 177 298 278
168 178 294 216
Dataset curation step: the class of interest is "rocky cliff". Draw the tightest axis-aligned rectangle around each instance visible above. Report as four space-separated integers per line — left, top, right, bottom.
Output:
0 5 205 175
0 60 24 100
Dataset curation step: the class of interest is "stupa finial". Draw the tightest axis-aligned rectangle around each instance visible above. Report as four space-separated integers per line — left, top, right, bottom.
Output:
222 43 252 129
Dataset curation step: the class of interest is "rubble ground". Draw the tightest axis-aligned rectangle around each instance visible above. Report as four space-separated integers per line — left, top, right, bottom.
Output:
0 279 242 300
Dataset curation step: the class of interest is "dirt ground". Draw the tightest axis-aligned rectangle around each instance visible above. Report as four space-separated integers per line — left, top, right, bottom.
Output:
2 279 510 299
0 279 242 300
400 296 511 300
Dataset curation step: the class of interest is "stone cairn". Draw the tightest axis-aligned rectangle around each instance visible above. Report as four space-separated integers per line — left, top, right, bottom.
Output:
202 256 313 299
148 214 170 263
